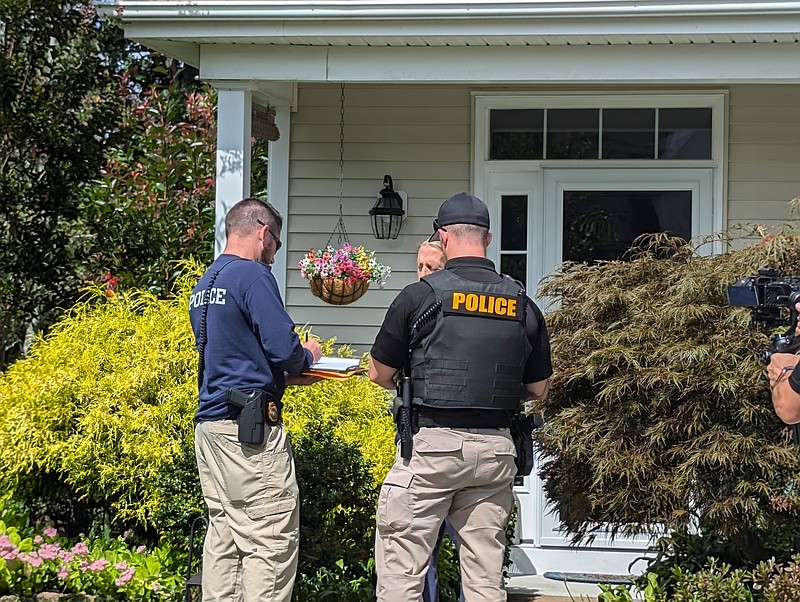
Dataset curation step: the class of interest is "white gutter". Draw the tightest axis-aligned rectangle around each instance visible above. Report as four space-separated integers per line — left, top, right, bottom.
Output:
114 1 800 21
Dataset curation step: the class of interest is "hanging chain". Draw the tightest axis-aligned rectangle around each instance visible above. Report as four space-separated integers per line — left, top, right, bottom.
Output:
327 82 349 247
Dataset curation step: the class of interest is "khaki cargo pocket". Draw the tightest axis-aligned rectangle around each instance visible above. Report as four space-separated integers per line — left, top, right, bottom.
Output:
376 468 414 535
414 430 463 454
244 493 296 521
493 436 518 480
248 495 298 554
209 423 295 511
493 437 516 458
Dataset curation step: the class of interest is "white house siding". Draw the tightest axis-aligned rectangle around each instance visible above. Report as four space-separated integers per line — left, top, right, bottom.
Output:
727 84 800 231
284 83 800 351
285 83 473 350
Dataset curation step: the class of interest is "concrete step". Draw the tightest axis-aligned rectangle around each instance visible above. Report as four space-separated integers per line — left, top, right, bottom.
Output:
505 574 605 601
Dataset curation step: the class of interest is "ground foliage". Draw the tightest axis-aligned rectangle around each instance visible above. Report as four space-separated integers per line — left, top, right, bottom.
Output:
535 226 800 563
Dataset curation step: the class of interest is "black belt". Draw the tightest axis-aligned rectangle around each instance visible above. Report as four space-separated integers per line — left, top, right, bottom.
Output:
234 405 282 424
415 409 512 430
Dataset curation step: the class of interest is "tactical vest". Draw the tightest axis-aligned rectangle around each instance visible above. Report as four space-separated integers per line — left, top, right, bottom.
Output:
411 269 531 411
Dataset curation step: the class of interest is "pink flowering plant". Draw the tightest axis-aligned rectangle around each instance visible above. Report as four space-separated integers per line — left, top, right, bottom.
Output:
0 502 182 600
298 243 391 287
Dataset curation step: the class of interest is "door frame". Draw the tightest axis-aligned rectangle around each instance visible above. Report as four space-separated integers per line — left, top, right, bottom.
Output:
474 91 726 558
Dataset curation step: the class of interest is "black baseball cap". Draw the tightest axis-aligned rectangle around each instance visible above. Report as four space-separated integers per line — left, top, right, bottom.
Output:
429 192 490 241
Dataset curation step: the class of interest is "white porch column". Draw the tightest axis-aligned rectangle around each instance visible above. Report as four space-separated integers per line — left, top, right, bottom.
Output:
215 89 252 257
266 105 291 297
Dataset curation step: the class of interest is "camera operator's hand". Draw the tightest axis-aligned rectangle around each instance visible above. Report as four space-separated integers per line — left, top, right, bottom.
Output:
768 353 798 387
795 301 800 335
768 352 800 425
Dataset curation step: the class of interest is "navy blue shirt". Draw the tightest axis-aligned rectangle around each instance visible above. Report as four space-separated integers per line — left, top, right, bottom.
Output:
189 254 312 422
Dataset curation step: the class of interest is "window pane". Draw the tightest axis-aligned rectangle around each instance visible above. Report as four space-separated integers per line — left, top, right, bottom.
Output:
547 109 599 159
501 195 528 250
602 109 655 159
562 190 692 263
658 108 712 159
501 254 527 287
490 109 544 159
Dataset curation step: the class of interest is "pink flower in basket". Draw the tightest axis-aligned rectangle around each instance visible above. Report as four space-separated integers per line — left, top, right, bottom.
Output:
299 243 391 305
298 243 391 287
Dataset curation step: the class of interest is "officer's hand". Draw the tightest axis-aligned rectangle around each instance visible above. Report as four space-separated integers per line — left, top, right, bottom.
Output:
768 353 800 389
304 339 323 363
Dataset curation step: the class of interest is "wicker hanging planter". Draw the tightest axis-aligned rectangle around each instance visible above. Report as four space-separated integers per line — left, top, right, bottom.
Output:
299 243 390 307
310 277 369 306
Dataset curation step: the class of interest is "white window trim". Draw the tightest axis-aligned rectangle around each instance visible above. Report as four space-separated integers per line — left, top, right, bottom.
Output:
473 92 727 245
544 166 715 271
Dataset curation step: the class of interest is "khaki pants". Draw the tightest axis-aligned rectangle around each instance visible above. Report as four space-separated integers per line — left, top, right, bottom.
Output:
375 427 516 602
194 420 299 602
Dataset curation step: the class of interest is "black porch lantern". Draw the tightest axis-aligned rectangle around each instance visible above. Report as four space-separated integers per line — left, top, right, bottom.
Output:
370 175 405 240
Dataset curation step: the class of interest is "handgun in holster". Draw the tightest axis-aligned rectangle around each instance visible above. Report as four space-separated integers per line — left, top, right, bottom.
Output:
390 375 415 460
510 412 544 477
226 388 279 445
397 376 414 460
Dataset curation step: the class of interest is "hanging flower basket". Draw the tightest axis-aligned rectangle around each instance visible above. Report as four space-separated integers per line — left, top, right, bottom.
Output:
310 277 370 305
299 243 391 306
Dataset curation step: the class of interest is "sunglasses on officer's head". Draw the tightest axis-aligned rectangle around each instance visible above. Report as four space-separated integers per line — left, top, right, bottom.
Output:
256 219 282 252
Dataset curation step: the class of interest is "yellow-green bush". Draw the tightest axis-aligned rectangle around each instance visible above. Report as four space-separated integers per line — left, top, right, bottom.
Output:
283 345 395 482
0 263 395 532
0 286 196 526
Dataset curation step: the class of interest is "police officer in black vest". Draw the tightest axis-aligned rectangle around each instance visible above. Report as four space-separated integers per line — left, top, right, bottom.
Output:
369 192 552 602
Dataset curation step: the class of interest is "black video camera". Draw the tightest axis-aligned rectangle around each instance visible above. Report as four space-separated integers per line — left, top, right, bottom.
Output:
727 268 800 364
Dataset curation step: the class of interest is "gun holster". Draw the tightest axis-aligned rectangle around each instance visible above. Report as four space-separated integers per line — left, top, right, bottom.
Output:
510 412 543 477
226 388 276 445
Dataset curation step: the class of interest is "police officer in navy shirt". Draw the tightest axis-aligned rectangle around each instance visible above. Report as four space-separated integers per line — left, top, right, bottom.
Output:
189 197 322 602
369 193 552 601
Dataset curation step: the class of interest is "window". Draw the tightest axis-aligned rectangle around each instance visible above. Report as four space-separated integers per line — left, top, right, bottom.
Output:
488 106 713 160
658 108 712 159
562 190 692 263
490 109 543 160
603 109 655 159
499 194 528 285
547 109 599 159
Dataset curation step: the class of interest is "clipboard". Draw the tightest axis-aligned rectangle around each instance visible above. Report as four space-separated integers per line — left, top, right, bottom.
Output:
303 356 367 380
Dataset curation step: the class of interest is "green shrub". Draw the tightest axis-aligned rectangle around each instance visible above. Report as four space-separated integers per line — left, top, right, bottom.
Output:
670 559 754 602
0 282 198 529
292 425 379 588
601 557 800 602
752 555 800 602
638 529 750 595
0 263 399 600
282 343 395 482
536 228 800 562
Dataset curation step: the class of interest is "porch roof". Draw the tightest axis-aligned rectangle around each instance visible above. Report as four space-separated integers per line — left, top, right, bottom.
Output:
112 1 800 96
114 1 800 52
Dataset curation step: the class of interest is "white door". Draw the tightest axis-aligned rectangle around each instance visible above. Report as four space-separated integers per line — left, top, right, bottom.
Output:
485 167 714 574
